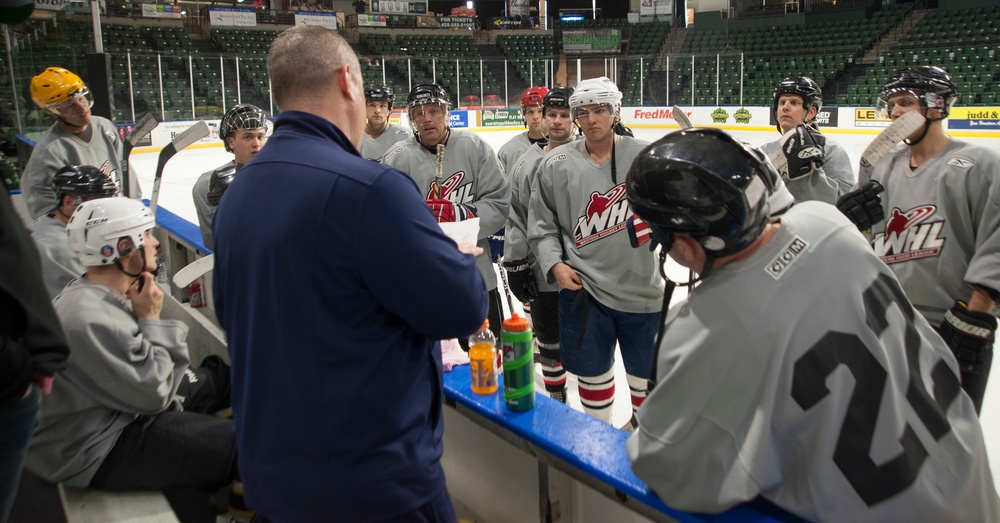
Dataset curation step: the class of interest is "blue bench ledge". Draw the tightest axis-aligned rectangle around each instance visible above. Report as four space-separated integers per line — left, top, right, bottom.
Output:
443 366 805 523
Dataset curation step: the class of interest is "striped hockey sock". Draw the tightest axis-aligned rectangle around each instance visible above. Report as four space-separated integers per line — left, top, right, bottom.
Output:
578 367 616 423
624 373 649 431
536 340 566 403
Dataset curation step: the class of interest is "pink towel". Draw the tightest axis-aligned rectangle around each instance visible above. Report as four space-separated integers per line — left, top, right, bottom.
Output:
440 338 469 372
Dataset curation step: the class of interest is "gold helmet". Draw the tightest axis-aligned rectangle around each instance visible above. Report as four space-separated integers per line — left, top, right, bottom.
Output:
30 67 89 114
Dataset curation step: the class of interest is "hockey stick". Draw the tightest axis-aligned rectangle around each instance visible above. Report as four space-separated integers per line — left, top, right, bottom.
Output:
672 105 694 130
149 120 210 216
496 256 516 318
433 143 445 199
857 110 925 186
173 254 214 289
121 113 160 198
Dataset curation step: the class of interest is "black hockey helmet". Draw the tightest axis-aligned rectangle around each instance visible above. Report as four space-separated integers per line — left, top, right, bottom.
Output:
626 128 775 258
543 86 574 116
876 65 957 120
52 164 117 204
772 76 823 128
365 83 394 106
407 83 451 110
220 104 269 150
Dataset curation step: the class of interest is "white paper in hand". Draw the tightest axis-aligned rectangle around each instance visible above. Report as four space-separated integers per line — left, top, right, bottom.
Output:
439 217 480 247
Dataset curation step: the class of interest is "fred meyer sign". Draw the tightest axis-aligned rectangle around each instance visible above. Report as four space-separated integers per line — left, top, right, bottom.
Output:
563 29 620 54
480 109 523 127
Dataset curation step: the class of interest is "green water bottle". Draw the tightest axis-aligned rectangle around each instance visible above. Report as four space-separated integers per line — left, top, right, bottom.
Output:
501 313 535 412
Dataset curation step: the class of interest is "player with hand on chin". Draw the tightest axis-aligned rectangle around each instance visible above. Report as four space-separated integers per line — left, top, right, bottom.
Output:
383 83 510 341
837 65 1000 413
626 127 999 522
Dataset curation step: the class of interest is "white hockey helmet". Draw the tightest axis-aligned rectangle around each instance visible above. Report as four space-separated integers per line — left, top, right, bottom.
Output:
569 77 622 119
67 197 155 266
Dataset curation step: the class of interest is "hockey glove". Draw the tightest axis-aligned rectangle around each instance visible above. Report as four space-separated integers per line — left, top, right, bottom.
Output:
836 180 885 231
426 198 475 223
503 258 538 303
487 228 505 263
782 124 826 179
939 301 996 414
626 215 658 251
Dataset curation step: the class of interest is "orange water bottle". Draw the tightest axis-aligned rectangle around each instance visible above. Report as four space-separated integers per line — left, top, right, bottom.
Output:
468 320 498 395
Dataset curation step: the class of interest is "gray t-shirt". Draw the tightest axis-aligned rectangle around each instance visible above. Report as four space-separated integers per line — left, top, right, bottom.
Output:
28 278 190 486
27 215 83 298
628 201 999 521
21 117 136 219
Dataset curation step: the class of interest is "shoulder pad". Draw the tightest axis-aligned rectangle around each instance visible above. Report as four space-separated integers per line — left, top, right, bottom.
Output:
207 163 238 206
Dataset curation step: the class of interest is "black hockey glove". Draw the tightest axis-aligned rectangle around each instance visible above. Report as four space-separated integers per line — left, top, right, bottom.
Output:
782 124 826 179
836 180 885 231
502 258 538 303
939 301 996 414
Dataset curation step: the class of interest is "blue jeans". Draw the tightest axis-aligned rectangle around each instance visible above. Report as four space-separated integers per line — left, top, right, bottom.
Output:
557 289 659 378
0 385 39 523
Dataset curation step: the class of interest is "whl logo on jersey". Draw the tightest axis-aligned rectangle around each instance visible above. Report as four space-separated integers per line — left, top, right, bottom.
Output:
872 204 946 264
573 185 630 248
425 171 474 205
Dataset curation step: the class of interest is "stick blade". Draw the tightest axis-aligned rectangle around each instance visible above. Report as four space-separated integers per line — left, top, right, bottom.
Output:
170 120 211 151
672 105 693 130
173 254 214 288
767 126 798 177
126 113 161 148
857 111 925 185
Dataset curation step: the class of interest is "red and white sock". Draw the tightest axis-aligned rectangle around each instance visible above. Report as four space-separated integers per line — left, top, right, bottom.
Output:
625 373 648 430
536 340 566 402
578 368 616 423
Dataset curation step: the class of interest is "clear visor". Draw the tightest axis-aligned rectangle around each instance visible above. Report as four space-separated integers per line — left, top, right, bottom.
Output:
47 89 93 116
571 103 613 122
408 103 449 121
875 88 945 119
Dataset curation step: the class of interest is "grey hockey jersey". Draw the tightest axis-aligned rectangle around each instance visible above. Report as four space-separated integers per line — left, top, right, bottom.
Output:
27 215 84 298
383 130 510 290
360 124 411 162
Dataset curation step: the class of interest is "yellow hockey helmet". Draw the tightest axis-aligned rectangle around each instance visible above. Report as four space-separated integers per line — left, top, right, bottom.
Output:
30 67 88 112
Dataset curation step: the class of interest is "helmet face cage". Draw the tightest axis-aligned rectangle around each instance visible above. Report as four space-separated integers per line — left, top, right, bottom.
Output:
31 67 91 115
407 83 451 111
66 198 156 266
875 66 957 120
220 104 270 148
365 84 395 107
772 76 822 122
52 165 118 207
626 129 774 257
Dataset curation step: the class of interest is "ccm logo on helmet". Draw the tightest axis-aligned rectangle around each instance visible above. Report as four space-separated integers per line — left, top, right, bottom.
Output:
86 217 109 226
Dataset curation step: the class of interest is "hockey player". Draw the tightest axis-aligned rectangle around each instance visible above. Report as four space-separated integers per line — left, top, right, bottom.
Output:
759 76 853 204
625 127 999 522
192 103 268 250
837 65 1000 413
22 67 137 219
497 86 549 172
28 165 117 297
383 83 510 340
505 86 576 402
28 198 236 522
527 77 661 430
359 84 409 161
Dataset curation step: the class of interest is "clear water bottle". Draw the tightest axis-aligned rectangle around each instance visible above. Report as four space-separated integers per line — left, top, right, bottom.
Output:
154 245 168 285
468 320 498 395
